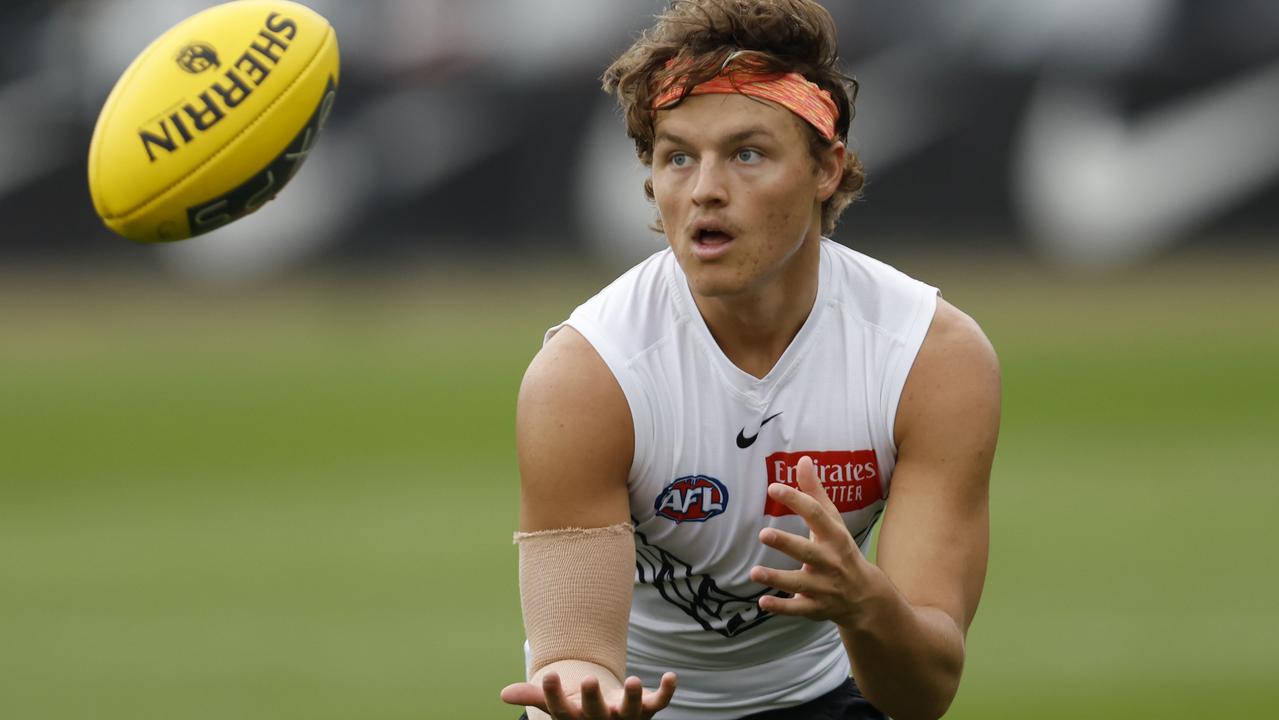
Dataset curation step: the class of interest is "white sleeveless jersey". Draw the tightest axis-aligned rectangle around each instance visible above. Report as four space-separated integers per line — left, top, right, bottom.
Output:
542 240 938 720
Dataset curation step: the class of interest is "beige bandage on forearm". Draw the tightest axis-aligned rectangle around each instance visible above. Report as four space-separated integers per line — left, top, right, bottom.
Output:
515 523 635 682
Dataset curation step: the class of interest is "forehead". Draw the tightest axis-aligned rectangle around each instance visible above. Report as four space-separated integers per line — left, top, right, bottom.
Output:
654 93 809 145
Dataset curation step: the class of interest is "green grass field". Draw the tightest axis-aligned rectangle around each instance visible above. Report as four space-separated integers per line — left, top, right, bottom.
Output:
2 252 1276 718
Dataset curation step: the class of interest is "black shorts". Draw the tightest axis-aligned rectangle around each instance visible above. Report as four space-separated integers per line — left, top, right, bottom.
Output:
737 677 886 720
515 676 886 720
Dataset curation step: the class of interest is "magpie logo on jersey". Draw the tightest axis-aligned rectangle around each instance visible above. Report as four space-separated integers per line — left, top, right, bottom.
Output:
654 475 729 523
634 524 787 637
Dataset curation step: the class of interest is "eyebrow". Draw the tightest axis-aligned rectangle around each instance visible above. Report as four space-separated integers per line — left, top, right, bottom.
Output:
654 126 778 147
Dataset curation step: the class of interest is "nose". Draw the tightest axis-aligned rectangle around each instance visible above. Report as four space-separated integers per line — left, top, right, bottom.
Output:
691 157 728 207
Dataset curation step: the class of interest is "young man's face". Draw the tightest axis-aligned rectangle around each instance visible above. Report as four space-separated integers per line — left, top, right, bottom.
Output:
651 93 842 299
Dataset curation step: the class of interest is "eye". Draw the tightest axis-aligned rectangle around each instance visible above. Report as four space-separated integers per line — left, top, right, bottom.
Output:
669 152 691 168
736 148 763 164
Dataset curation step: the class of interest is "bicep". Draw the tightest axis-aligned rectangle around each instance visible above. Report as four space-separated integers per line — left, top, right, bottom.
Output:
516 326 634 531
876 299 1001 634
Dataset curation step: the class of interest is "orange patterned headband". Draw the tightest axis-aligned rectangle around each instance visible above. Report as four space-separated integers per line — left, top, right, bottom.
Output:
653 53 840 141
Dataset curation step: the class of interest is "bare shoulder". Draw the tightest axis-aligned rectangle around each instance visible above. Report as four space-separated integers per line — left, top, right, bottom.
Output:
878 298 1000 632
516 326 634 531
918 298 999 384
894 298 1001 451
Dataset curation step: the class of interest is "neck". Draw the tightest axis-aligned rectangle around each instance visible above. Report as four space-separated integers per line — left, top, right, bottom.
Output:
691 235 822 379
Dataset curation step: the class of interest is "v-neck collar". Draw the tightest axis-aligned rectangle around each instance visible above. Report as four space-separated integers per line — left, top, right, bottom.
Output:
667 240 831 404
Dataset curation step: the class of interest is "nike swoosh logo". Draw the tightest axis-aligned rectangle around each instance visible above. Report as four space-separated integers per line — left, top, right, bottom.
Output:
736 412 783 449
1016 61 1279 267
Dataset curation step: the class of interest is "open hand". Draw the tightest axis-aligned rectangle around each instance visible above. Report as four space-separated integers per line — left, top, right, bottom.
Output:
501 671 677 720
749 456 884 627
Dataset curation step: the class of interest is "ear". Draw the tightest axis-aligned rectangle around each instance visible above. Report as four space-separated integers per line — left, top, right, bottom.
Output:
815 141 846 202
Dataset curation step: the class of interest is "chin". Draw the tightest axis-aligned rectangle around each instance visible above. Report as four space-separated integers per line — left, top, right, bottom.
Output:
670 243 753 298
683 267 747 299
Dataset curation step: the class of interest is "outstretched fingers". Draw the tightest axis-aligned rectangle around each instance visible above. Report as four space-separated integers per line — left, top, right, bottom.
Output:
750 562 810 595
616 676 645 720
757 589 822 617
643 672 679 715
579 675 608 718
501 671 677 720
540 672 578 718
770 457 842 535
795 456 840 513
757 526 824 567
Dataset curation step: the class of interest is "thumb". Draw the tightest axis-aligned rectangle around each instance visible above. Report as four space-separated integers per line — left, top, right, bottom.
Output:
500 682 546 709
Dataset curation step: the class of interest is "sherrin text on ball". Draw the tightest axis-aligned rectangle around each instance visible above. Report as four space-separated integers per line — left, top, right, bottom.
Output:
88 0 339 243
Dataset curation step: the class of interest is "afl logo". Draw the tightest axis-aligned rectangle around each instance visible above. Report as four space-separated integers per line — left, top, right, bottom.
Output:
175 42 220 74
655 475 729 523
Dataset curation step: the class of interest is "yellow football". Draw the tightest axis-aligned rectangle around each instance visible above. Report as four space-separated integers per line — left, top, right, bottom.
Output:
88 0 339 243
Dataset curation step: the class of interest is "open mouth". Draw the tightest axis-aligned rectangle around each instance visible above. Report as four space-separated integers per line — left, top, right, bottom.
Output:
693 224 735 245
689 224 736 260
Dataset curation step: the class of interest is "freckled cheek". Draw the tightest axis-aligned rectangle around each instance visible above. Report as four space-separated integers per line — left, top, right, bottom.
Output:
653 182 687 221
762 207 794 236
654 197 678 229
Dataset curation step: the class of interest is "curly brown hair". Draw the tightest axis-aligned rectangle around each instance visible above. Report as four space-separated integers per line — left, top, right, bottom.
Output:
602 0 865 236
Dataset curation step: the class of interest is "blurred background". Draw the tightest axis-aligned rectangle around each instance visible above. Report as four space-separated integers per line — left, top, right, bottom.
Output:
2 1 1276 718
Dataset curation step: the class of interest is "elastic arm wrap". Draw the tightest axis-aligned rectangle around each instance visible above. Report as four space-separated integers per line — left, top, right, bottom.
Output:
515 523 635 682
